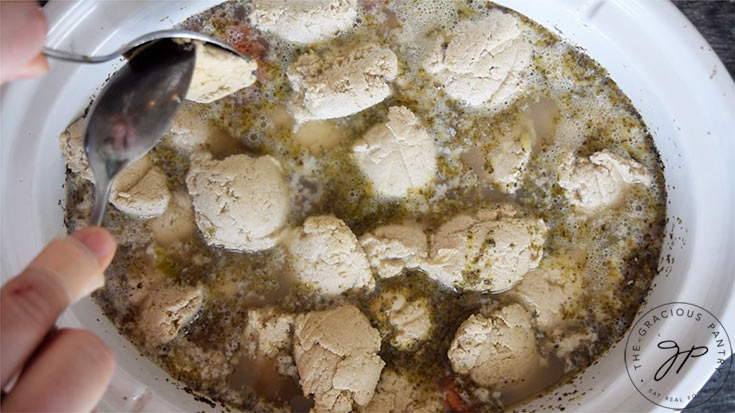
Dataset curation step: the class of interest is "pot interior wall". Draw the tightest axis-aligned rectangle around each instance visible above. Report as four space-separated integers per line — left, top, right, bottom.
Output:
1 0 732 411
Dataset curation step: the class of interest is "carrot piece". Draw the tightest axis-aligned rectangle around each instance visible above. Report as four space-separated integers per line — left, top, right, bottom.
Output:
224 25 269 81
439 377 471 412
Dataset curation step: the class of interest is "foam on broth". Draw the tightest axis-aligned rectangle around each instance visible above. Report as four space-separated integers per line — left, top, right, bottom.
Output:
62 1 667 411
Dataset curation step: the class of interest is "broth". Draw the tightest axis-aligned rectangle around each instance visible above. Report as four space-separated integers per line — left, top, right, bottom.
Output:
62 1 667 411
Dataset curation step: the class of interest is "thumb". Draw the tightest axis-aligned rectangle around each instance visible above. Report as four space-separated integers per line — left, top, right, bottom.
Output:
0 226 116 386
0 0 49 84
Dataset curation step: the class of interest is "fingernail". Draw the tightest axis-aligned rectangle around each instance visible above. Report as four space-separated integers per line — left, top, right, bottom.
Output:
69 227 117 268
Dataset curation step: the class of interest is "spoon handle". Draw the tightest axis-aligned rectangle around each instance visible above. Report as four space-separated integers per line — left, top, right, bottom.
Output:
42 47 116 64
90 180 112 227
42 30 246 64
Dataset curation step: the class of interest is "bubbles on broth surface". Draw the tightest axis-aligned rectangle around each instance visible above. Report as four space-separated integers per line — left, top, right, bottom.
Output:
65 1 669 411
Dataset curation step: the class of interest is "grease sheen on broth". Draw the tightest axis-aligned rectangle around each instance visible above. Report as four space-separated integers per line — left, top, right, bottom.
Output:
62 1 667 411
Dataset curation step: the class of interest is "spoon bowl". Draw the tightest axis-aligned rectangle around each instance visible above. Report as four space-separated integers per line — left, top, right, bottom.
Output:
84 38 197 226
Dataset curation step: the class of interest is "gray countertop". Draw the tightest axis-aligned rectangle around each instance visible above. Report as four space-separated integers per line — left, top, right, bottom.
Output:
674 0 734 78
674 1 734 412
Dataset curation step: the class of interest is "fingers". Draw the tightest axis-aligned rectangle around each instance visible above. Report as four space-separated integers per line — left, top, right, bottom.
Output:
0 227 116 387
0 0 48 84
68 226 117 270
8 53 49 81
1 329 115 413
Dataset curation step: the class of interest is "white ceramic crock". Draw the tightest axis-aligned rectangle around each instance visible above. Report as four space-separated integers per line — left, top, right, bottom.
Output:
1 0 733 411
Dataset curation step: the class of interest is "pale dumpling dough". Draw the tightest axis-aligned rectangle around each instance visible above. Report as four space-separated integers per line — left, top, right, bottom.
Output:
558 149 652 212
487 120 535 193
58 119 172 218
148 190 196 246
287 43 398 122
358 222 428 279
285 216 374 296
293 305 384 413
425 205 547 292
370 291 432 349
243 307 298 378
163 105 242 156
512 254 585 332
186 42 258 104
137 282 206 347
58 117 94 182
448 303 541 389
363 369 445 413
186 152 289 251
161 104 210 152
110 155 171 218
250 0 357 45
244 308 294 358
354 106 437 198
511 254 595 363
426 10 532 107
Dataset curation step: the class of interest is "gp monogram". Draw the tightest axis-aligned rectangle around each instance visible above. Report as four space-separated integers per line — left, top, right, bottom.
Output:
624 302 732 409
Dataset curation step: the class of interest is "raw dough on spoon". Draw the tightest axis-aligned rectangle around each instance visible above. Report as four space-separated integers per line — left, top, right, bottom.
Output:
186 41 258 103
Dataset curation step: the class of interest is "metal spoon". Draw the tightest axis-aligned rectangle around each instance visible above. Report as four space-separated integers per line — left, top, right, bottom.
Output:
49 31 246 226
43 29 244 63
82 38 197 226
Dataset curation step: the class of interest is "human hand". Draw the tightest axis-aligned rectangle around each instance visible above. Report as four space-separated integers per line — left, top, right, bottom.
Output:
1 227 117 412
0 0 49 84
2 2 116 411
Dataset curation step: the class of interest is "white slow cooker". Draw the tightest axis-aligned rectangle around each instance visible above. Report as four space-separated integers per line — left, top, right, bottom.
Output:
1 0 733 411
